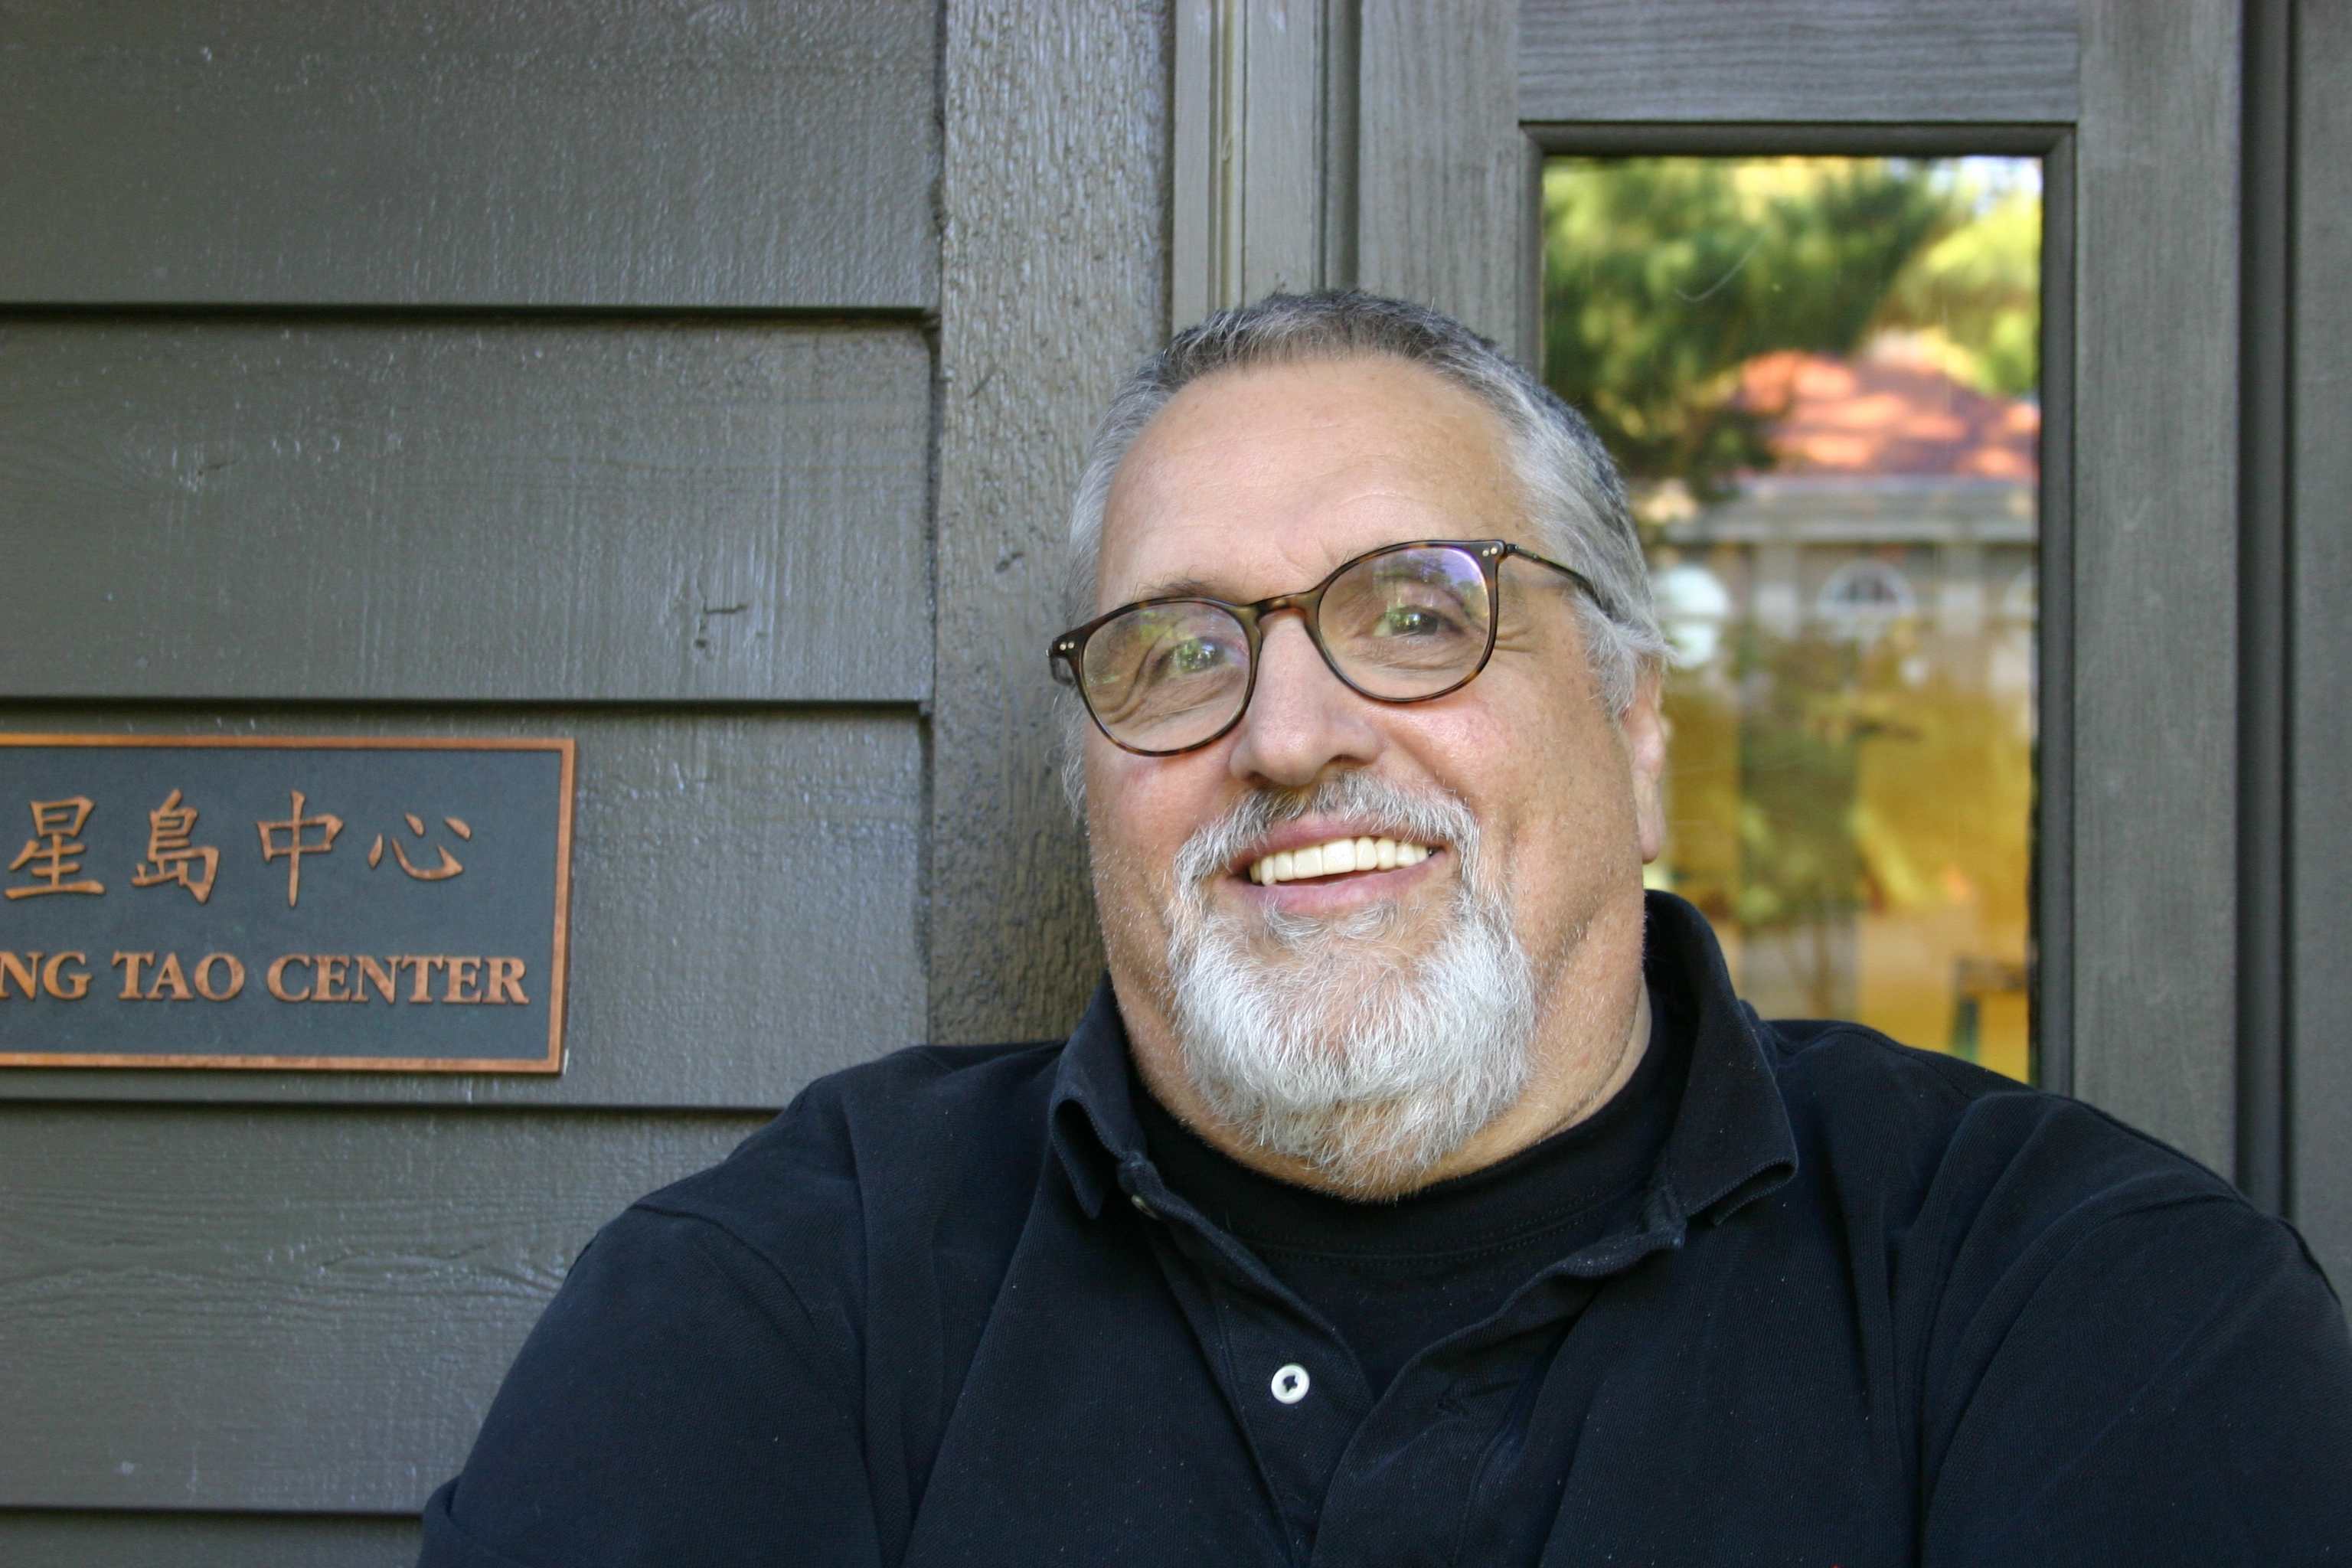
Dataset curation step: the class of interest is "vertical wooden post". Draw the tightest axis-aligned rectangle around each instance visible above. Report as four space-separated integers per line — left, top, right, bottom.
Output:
931 0 1174 1044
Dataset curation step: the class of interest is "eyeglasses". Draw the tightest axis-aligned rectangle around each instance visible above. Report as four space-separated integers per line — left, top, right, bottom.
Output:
1050 538 1597 756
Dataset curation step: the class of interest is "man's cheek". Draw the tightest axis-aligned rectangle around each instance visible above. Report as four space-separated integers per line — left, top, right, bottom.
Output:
1095 844 1178 955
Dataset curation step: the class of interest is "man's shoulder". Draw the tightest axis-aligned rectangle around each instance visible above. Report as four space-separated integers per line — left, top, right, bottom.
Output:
418 1041 1077 1566
648 1036 1068 1211
1761 1013 2241 1194
1754 1014 2299 1278
1746 1018 2350 1553
620 1037 1071 1287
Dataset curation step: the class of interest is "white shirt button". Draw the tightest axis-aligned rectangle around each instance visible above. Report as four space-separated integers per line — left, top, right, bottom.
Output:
1269 1363 1310 1404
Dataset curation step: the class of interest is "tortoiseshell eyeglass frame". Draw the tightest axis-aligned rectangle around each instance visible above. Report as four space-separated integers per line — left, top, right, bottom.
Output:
1048 537 1599 756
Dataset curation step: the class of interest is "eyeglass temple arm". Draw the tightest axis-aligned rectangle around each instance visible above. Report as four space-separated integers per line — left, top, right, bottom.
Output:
1502 544 1605 608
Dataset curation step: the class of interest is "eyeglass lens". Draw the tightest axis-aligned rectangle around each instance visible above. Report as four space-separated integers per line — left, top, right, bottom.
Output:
1078 544 1494 752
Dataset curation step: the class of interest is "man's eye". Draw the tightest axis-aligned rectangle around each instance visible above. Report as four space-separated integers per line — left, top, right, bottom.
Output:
1376 605 1457 638
1158 638 1228 676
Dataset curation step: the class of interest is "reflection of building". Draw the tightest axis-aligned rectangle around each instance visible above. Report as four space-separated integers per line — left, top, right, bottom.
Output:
1649 345 2038 689
1644 344 2039 1077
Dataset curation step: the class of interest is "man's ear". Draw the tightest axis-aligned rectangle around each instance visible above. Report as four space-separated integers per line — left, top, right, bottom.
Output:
1620 666 1670 864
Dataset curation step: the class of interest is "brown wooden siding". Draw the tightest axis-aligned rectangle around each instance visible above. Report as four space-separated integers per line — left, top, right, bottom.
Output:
0 0 969 1560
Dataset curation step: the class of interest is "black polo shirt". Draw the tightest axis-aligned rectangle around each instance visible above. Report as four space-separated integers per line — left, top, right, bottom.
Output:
420 893 2352 1566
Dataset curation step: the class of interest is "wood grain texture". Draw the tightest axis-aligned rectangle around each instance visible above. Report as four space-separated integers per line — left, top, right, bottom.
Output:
0 707 924 1109
0 1104 765 1511
1241 0 1329 303
1172 0 1223 326
927 0 1171 1045
1517 0 2079 124
0 0 937 309
1172 0 1329 325
2236 0 2291 1212
0 320 931 703
0 1511 417 1568
2069 1 2239 1172
1356 0 1535 360
2032 133 2078 1097
2290 0 2352 1296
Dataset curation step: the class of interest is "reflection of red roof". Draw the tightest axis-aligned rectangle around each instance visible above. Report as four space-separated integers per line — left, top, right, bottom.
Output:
1738 350 2038 480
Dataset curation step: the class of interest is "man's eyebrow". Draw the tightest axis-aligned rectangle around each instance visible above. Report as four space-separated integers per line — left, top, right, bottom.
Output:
1119 574 1227 603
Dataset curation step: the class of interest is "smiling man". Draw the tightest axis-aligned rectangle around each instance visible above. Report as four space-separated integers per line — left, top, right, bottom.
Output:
422 292 2351 1567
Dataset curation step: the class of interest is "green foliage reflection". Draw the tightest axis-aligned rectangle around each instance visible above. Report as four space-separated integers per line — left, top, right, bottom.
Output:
1543 158 2040 495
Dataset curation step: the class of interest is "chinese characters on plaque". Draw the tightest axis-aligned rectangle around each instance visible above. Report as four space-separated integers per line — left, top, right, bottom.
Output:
11 790 475 907
0 737 573 1071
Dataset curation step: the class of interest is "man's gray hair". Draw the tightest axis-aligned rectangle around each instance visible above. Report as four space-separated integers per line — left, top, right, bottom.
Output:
1061 290 1668 810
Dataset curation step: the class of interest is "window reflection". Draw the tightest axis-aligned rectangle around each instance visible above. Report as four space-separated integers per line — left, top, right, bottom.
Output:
1544 155 2041 1082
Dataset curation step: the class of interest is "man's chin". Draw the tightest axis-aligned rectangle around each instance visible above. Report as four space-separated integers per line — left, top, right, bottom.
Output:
1242 891 1431 957
1168 897 1540 1196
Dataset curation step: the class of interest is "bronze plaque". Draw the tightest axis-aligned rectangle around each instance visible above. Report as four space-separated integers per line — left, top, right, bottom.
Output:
0 736 573 1071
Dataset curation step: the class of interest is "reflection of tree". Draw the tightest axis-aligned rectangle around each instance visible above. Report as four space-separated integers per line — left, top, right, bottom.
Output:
1735 632 1870 1016
1883 187 2040 398
1660 639 1864 1014
1660 623 2032 1024
1544 158 2040 500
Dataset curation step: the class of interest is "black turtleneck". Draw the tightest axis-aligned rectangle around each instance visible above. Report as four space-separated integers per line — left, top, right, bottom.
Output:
1133 975 1690 1398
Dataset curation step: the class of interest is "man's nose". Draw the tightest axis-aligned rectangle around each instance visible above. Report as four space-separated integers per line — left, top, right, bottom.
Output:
1225 616 1384 787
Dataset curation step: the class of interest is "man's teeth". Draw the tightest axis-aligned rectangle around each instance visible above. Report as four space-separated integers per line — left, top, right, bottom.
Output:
1247 837 1436 885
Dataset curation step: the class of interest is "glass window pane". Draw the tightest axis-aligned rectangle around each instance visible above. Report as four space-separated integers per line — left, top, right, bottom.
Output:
1543 155 2042 1083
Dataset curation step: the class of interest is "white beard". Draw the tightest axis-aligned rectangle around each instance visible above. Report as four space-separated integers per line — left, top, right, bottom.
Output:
1163 774 1540 1197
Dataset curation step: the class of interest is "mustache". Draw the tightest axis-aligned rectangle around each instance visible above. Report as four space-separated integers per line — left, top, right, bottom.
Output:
1171 773 1484 896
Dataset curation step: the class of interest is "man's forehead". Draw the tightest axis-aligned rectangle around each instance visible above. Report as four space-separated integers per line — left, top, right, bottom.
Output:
1122 353 1504 472
1096 356 1524 603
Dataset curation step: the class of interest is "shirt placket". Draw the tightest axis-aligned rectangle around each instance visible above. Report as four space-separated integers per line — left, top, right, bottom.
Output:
1306 1272 1601 1566
1110 1159 1690 1566
1122 1161 1369 1563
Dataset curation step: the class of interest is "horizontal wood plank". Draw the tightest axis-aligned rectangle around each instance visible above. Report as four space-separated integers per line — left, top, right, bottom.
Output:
0 707 926 1108
0 0 936 309
1517 0 2079 125
0 1511 417 1568
0 320 931 703
0 1106 769 1511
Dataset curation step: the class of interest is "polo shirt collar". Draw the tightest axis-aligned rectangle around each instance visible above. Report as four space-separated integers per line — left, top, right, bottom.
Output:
1639 890 1800 1228
1047 890 1796 1233
1047 977 1144 1218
